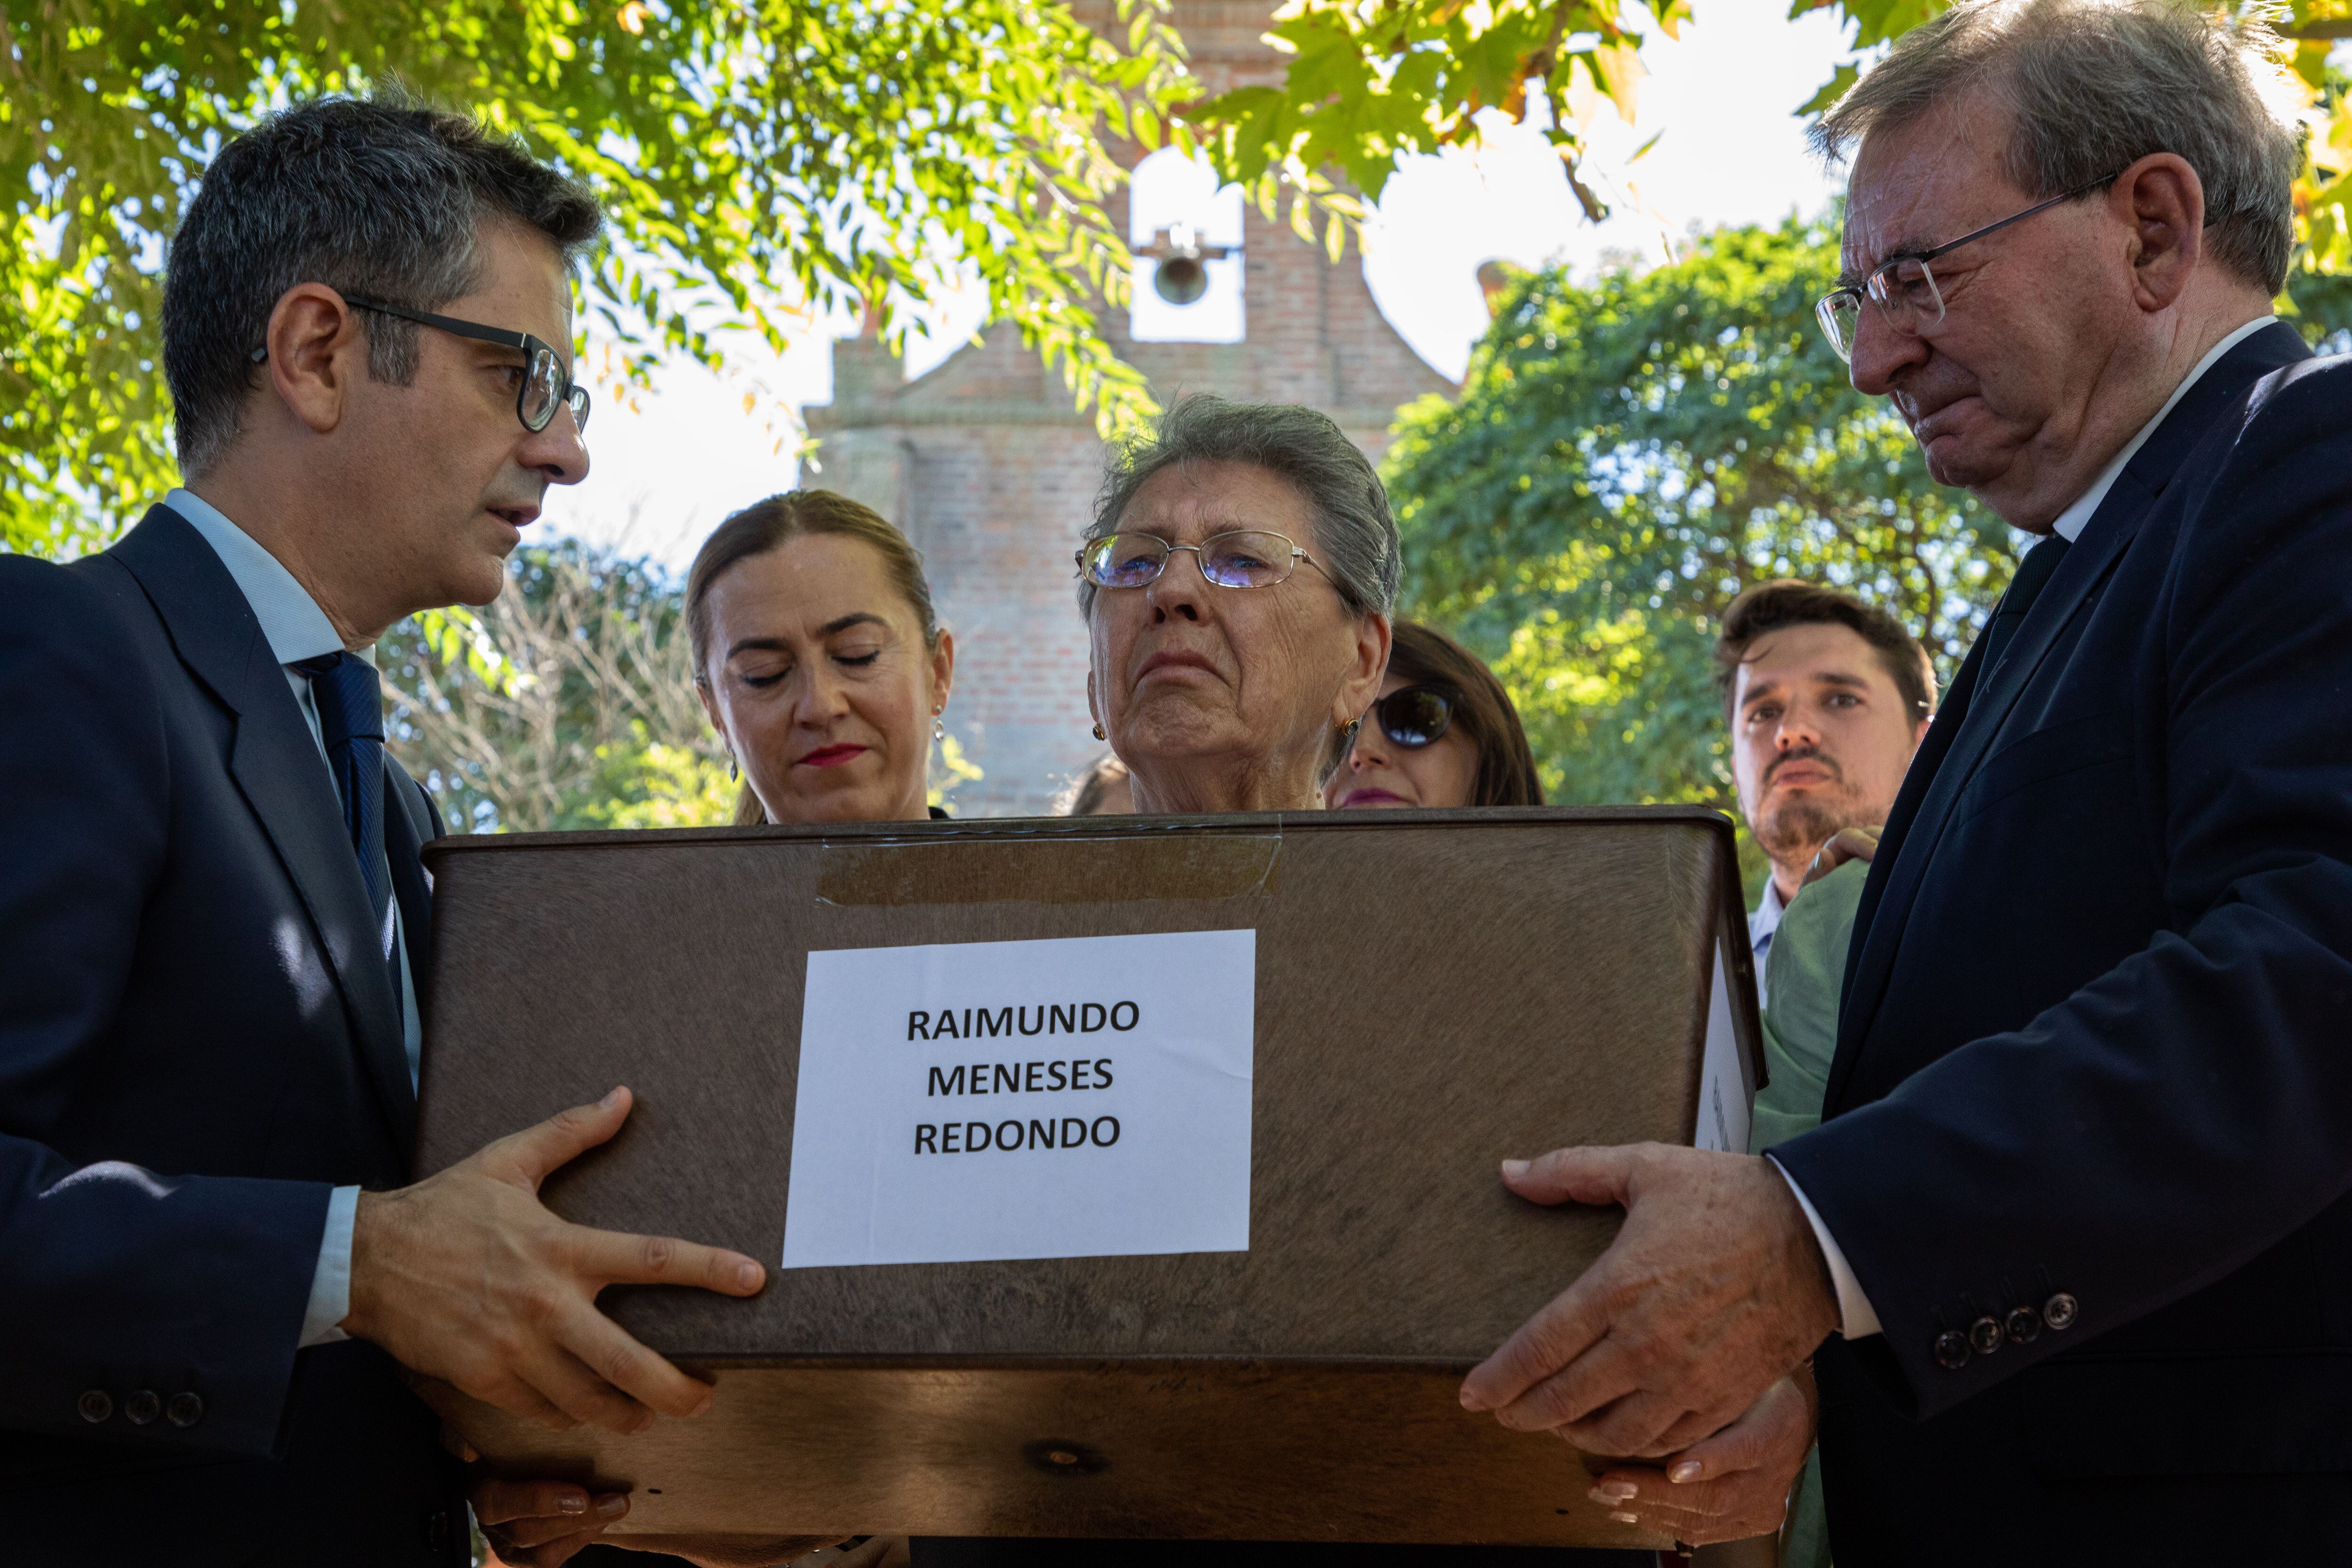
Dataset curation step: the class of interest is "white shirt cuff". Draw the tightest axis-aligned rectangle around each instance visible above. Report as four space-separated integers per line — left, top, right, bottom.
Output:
298 1184 360 1348
1767 1155 1882 1340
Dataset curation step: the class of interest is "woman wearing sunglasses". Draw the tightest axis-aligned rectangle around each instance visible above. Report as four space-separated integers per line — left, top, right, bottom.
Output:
1325 621 1543 810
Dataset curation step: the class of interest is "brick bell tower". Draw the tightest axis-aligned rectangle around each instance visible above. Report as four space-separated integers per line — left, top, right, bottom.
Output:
804 0 1455 818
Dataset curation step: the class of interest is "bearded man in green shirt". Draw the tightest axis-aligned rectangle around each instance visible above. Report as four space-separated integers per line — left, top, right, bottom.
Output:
1727 583 1937 1568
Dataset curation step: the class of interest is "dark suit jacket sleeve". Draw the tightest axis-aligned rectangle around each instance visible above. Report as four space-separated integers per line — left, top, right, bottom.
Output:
1773 361 2352 1417
0 555 332 1456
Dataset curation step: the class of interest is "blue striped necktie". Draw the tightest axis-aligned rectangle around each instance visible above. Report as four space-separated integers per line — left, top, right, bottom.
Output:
295 652 398 979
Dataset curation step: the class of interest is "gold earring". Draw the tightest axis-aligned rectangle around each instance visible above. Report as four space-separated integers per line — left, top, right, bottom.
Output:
1092 721 1106 740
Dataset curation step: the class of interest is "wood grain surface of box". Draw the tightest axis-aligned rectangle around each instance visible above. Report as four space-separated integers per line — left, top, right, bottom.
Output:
413 806 1762 1548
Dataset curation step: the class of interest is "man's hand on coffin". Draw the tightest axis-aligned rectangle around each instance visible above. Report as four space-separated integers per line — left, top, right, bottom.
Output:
473 1474 633 1566
345 1086 769 1434
637 1534 891 1568
583 1534 852 1566
1584 1371 1815 1545
1457 1143 1837 1456
469 1473 854 1567
798 1534 910 1568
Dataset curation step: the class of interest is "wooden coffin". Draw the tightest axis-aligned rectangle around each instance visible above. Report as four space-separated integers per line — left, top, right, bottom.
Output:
413 806 1762 1549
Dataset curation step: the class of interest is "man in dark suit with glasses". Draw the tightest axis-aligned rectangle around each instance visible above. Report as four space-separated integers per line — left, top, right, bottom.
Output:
0 96 767 1564
1456 2 2352 1560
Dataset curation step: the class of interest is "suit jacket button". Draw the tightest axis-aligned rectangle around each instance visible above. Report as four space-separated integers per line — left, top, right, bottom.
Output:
1969 1315 2004 1355
77 1390 113 1424
125 1390 162 1426
2005 1306 2042 1344
1933 1330 1971 1369
166 1392 204 1428
2043 1292 2079 1331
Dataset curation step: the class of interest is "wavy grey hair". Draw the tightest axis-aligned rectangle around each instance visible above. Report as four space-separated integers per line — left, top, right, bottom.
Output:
164 90 603 478
1814 0 2305 295
1077 394 1401 623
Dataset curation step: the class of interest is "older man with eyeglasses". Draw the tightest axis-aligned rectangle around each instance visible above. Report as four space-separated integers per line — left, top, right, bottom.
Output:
1456 2 2352 1561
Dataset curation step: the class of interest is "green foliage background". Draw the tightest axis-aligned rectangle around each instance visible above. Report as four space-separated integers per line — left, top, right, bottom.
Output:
1 0 1189 555
1386 219 2352 844
377 539 978 832
1196 0 2352 279
376 541 721 834
1385 217 2010 817
16 2 2352 834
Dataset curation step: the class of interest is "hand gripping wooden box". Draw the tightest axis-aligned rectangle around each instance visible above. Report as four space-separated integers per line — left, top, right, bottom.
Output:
413 806 1763 1550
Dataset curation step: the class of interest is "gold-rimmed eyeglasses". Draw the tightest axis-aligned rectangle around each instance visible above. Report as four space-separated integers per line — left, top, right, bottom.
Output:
1076 530 1332 591
1815 170 2124 363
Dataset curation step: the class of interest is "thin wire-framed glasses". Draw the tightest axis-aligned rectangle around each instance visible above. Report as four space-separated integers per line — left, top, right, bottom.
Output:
342 294 591 434
1077 530 1332 591
1815 170 2123 363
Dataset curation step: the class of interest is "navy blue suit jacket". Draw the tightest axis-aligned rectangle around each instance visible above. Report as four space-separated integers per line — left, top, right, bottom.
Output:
1771 323 2352 1559
0 505 465 1562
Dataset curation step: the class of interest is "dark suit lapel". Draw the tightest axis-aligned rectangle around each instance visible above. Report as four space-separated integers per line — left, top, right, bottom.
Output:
1825 321 2312 1112
111 505 418 1150
1835 629 1988 1031
1828 517 2134 1107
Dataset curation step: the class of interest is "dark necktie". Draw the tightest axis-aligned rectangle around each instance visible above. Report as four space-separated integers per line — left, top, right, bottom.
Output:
1976 532 2073 679
295 652 400 985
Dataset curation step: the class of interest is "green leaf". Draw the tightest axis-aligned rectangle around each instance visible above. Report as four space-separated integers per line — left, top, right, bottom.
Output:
4 0 1192 554
1796 63 1859 118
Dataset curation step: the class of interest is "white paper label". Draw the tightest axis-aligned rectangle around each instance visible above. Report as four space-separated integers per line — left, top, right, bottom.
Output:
780 929 1256 1269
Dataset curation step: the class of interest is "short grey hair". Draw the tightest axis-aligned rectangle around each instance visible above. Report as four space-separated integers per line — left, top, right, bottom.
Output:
1814 0 2306 295
164 91 603 478
1077 394 1402 622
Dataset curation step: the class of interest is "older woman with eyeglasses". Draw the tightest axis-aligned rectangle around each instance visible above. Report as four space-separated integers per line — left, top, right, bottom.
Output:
930 402 1645 1568
1324 620 1544 810
1076 395 1392 815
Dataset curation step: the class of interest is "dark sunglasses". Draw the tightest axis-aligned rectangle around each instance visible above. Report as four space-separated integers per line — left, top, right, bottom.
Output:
1367 684 1460 748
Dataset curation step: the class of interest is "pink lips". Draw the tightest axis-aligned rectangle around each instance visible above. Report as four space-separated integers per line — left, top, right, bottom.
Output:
797 744 868 769
1337 786 1410 808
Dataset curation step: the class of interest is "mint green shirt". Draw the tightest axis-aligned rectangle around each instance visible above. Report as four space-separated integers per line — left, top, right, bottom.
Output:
1747 858 1868 1568
1750 860 1866 1155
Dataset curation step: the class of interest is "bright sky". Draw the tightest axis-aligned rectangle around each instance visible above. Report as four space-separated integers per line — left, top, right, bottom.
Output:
543 2 1860 573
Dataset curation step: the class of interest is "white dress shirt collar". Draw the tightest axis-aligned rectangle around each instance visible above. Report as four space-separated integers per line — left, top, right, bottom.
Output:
165 487 352 666
2048 315 2277 543
1749 876 1788 951
1747 877 1788 1010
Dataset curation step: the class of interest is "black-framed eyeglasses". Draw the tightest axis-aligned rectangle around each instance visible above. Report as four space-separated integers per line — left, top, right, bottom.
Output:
1076 530 1333 591
249 293 592 434
1365 684 1460 749
1815 170 2124 363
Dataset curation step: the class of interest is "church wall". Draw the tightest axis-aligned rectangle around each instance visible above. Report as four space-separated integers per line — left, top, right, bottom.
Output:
806 0 1458 817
